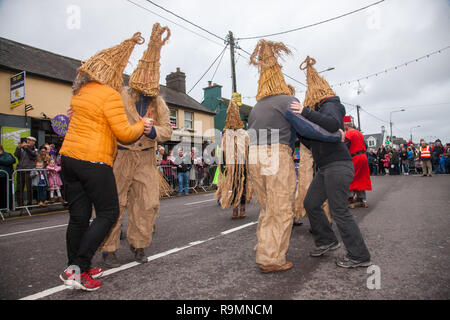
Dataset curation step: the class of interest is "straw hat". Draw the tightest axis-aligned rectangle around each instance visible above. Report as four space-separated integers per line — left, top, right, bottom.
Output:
78 32 145 92
129 23 171 97
224 99 244 130
300 56 335 108
250 39 292 101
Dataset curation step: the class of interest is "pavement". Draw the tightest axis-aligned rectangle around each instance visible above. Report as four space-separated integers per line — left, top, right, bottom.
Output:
0 175 449 300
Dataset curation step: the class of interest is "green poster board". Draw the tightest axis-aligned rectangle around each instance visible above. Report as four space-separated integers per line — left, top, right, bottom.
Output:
1 127 30 170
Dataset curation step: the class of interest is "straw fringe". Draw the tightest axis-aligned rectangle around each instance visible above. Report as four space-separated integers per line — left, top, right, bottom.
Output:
214 129 250 209
300 56 335 108
78 32 144 92
250 40 292 101
158 169 173 197
129 23 171 96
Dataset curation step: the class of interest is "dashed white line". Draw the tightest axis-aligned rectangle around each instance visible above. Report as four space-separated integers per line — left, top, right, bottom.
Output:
184 199 217 206
0 224 68 238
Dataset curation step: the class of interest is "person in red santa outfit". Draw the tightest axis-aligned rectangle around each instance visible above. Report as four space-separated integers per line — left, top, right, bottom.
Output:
343 116 372 208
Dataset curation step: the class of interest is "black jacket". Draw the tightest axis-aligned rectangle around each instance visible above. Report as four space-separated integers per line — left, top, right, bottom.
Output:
299 96 351 168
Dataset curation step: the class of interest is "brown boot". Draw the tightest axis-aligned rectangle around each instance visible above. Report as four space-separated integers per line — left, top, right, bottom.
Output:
260 261 293 273
232 207 239 219
57 197 64 203
239 204 246 218
49 197 56 203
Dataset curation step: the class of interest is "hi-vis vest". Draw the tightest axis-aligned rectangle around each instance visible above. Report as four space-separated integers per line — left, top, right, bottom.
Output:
420 145 431 158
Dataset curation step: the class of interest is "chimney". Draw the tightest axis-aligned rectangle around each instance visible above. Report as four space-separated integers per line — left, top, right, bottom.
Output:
166 68 186 93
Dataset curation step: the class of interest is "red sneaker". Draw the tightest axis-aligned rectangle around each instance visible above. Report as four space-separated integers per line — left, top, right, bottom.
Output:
88 267 104 279
78 272 102 291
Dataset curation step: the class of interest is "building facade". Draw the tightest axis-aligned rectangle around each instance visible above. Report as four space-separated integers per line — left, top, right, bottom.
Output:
0 37 215 158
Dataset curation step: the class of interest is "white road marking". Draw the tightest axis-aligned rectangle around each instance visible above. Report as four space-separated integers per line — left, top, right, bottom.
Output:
19 220 258 300
184 199 217 206
0 224 68 238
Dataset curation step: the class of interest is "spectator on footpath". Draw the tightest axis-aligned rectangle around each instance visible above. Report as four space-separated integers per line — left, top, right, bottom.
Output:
175 148 191 196
383 152 390 175
400 146 409 175
0 144 16 210
14 136 37 207
30 160 48 207
418 139 433 177
160 152 176 189
377 145 387 175
445 143 450 174
37 145 51 167
439 153 447 175
390 148 400 175
368 149 378 175
432 139 444 174
407 146 415 174
46 158 64 203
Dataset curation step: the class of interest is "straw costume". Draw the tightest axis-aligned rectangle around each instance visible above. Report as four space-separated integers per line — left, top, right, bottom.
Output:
100 23 173 265
295 56 371 266
247 41 342 273
294 56 333 223
215 99 251 219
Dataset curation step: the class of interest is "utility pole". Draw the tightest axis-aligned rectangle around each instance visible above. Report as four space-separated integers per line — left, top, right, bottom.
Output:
228 31 237 93
356 105 361 131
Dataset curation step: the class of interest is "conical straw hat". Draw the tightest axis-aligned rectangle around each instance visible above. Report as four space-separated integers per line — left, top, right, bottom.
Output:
129 23 171 96
224 99 244 130
78 32 145 92
300 56 335 108
250 40 292 101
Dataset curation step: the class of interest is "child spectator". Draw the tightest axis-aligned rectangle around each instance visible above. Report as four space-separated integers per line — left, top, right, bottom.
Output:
31 160 48 207
46 158 65 203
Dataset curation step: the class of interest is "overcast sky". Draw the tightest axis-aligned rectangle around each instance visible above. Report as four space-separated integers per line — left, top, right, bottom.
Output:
1 0 449 143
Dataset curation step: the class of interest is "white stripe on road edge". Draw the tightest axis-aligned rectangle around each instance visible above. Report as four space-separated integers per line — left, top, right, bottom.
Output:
0 224 68 238
19 220 258 300
184 199 217 206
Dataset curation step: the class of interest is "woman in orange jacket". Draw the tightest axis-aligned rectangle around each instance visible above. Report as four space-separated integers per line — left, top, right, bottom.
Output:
58 32 152 291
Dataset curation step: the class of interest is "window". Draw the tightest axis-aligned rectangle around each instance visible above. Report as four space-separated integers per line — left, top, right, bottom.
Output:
169 109 178 128
367 137 376 147
184 111 194 130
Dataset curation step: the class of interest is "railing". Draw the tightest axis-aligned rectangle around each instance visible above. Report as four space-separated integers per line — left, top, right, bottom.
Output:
157 164 218 196
11 168 66 217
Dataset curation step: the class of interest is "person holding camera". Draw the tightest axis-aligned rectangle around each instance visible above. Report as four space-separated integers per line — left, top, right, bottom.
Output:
14 137 37 207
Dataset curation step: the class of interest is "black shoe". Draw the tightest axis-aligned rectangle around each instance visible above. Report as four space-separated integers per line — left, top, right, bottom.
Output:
130 245 147 264
310 241 341 257
428 174 432 177
336 255 372 268
102 252 121 268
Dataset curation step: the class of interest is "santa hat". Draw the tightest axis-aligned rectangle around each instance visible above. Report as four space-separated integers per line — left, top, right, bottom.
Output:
300 56 335 108
343 116 353 124
224 99 244 130
129 23 171 97
78 32 145 92
250 39 292 101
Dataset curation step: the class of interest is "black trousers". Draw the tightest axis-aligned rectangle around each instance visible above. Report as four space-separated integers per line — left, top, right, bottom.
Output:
304 160 371 261
16 171 33 206
0 176 13 210
61 156 119 273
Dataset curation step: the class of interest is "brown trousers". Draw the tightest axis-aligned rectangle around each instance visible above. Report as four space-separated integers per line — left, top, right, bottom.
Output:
421 158 432 175
100 149 159 252
249 144 296 267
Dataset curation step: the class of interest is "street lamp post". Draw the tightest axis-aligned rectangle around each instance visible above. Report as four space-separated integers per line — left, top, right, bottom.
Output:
409 125 421 143
389 108 405 143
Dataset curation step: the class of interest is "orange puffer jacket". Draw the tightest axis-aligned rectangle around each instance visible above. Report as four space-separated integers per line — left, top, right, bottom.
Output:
60 82 144 167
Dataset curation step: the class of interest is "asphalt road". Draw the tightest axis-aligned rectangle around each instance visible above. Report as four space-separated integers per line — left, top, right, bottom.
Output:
0 175 449 300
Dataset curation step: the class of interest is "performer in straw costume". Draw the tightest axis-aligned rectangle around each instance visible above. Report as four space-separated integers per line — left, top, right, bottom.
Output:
59 32 150 291
290 56 371 268
247 40 344 273
215 99 251 219
100 23 173 266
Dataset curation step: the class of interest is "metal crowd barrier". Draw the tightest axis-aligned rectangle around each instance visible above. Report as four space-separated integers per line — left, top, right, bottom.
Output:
0 169 10 221
11 168 65 216
157 164 217 196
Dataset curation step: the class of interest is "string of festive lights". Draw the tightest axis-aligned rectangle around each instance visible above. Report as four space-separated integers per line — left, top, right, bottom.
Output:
331 45 450 88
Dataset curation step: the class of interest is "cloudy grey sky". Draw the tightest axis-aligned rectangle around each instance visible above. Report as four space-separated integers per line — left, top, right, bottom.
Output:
1 0 449 143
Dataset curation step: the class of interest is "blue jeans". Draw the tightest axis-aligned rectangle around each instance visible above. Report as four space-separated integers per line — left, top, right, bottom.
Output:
37 185 47 202
402 162 409 174
177 171 190 195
